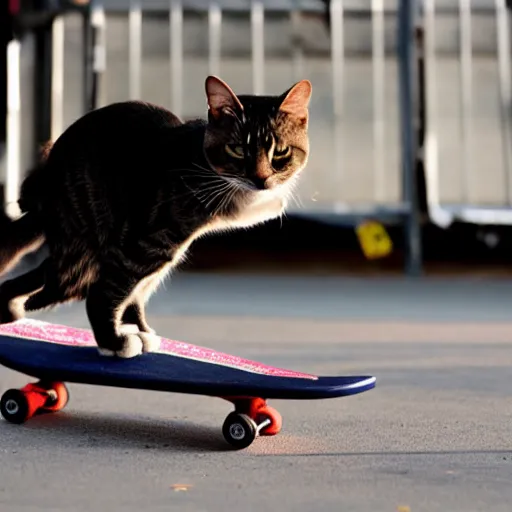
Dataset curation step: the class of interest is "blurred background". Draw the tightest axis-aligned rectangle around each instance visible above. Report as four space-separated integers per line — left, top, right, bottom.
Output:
3 0 512 278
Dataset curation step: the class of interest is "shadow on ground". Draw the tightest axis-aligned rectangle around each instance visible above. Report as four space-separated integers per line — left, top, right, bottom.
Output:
0 412 230 453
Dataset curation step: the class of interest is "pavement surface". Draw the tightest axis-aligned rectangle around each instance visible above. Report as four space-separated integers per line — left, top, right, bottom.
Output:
0 271 511 511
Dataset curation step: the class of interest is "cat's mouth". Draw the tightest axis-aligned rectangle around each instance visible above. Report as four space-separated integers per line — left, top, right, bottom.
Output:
211 173 294 217
236 175 283 192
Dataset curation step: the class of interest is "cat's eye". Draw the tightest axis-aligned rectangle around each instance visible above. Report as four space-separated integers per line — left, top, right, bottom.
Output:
225 144 244 159
273 146 292 160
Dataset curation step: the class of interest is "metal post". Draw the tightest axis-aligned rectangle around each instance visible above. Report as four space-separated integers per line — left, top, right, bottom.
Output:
251 0 264 94
330 0 344 208
398 0 422 276
372 0 385 203
51 14 64 141
33 17 53 159
82 7 95 114
5 39 21 218
459 0 472 203
291 0 304 82
129 0 142 100
169 0 183 117
208 1 222 77
423 0 440 210
495 0 512 205
91 3 107 109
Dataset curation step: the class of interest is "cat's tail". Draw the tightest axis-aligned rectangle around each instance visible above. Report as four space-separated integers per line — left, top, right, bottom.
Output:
0 210 45 277
0 140 50 277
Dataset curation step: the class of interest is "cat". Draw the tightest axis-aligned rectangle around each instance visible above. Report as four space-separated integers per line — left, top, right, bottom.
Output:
0 75 312 358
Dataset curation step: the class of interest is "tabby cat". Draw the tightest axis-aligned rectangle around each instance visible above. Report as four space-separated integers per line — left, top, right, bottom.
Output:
0 75 312 357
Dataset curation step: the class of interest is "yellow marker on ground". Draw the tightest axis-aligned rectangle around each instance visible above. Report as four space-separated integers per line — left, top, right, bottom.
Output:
170 484 193 492
356 220 393 260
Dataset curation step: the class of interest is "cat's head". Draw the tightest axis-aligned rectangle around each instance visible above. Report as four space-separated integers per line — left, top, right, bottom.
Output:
202 76 312 193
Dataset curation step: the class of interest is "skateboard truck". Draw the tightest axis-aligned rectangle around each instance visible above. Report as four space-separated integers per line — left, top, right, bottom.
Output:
0 381 69 424
221 397 282 449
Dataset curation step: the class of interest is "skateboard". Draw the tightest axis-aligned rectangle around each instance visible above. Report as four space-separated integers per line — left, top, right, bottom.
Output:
0 319 376 449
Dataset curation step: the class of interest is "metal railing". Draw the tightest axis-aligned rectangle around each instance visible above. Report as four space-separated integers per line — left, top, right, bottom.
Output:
421 0 512 227
4 0 422 274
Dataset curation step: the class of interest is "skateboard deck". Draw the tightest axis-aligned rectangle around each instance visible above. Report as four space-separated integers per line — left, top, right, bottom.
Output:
0 319 376 449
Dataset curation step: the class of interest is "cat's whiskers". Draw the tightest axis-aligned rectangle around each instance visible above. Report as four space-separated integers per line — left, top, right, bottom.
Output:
178 170 230 201
194 166 253 191
190 161 262 195
276 176 302 211
189 163 248 191
178 173 243 213
210 187 232 216
203 182 234 210
214 181 241 216
194 180 230 199
168 166 217 177
190 162 218 175
285 182 302 209
289 193 302 209
185 184 229 208
175 180 222 210
222 175 255 192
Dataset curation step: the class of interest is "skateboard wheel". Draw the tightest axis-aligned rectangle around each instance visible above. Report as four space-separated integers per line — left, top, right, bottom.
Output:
222 412 257 449
41 382 69 413
0 389 30 424
256 406 282 436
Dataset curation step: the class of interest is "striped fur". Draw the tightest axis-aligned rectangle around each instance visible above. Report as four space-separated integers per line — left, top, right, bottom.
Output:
0 76 312 357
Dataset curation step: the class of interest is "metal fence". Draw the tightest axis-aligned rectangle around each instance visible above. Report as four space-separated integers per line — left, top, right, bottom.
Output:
50 0 411 223
420 0 512 227
10 0 489 275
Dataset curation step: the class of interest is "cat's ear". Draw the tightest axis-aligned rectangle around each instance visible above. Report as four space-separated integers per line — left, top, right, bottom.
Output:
279 80 312 125
205 76 243 119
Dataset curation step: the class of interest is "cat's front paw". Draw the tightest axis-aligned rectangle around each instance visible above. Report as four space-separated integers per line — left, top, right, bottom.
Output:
119 324 160 352
97 333 143 358
97 331 161 358
138 331 161 353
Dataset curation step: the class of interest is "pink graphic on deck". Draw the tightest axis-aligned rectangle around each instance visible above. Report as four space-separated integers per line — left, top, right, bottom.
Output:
0 319 317 380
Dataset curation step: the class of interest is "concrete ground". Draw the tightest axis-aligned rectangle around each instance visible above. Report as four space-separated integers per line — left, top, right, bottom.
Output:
0 271 511 511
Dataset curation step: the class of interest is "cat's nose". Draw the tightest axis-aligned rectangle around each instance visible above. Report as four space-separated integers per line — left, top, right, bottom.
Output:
251 177 267 190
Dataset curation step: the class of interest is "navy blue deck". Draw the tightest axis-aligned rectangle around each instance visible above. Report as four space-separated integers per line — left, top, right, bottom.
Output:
0 335 376 400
